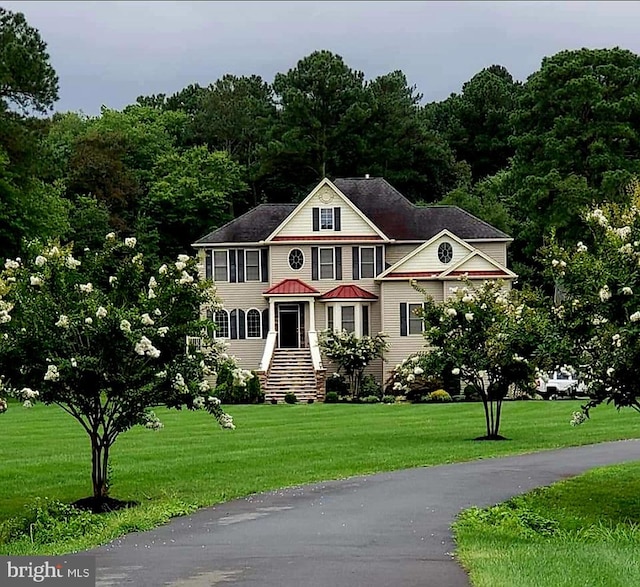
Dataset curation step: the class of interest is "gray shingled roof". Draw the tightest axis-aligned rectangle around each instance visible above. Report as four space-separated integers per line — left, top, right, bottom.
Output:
333 178 511 241
194 203 296 244
194 178 511 244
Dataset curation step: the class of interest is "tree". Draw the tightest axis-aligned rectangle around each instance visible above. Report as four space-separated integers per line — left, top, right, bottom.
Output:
318 330 388 399
0 7 59 113
397 280 551 439
542 185 640 418
0 235 251 509
510 48 640 261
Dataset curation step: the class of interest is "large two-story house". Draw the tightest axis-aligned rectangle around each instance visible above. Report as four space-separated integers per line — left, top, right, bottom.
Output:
193 177 515 402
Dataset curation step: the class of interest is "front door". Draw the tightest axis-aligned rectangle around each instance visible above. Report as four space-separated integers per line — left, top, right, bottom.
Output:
278 304 300 348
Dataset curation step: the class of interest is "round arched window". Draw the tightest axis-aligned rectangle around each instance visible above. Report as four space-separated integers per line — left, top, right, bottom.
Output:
438 242 453 264
288 248 304 270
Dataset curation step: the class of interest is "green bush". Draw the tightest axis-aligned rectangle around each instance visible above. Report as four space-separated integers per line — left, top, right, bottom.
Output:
428 389 452 403
307 398 314 404
324 391 339 403
381 395 396 404
463 384 481 402
359 374 382 399
451 394 466 402
362 395 380 403
215 366 264 404
326 373 349 396
270 397 278 405
284 392 297 404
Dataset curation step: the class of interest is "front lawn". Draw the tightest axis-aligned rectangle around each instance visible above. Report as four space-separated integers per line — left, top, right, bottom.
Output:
0 400 638 554
454 462 640 587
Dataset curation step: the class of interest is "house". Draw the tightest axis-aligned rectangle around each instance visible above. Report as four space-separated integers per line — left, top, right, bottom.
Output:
193 177 516 402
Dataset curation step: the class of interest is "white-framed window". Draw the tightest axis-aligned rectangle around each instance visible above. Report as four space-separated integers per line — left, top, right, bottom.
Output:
341 305 355 333
320 208 334 230
245 249 261 282
246 308 262 338
408 303 423 335
438 242 454 264
360 247 375 279
327 306 334 330
288 248 304 270
213 250 228 281
214 309 229 338
319 247 334 279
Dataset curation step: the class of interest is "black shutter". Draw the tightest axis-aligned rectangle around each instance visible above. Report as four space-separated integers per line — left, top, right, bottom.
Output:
335 247 342 280
205 250 212 280
237 249 245 283
352 247 360 280
311 247 319 280
230 310 238 339
238 309 246 339
362 305 370 336
375 246 384 276
261 249 269 282
312 207 320 231
334 207 341 231
400 303 407 336
262 308 269 338
229 250 237 283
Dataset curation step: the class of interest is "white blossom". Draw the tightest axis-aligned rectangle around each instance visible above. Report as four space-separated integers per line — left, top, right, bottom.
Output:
576 242 587 253
570 411 587 426
55 315 70 329
109 276 117 285
124 237 137 248
193 396 205 409
207 396 221 406
21 387 39 399
44 365 60 381
140 313 155 326
66 255 81 269
599 286 611 302
413 366 424 375
79 283 93 294
71 358 78 368
175 261 186 271
622 287 633 296
35 255 47 267
131 253 143 265
178 271 194 285
148 276 158 289
96 306 108 318
4 259 19 270
465 312 474 322
445 308 457 317
153 308 162 316
30 276 43 287
85 317 93 325
134 335 161 358
198 380 210 392
177 254 190 262
106 232 116 240
157 326 169 337
159 264 168 274
120 319 132 333
451 368 461 376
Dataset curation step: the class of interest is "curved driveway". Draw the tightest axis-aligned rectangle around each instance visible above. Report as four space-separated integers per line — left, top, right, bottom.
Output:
93 440 640 587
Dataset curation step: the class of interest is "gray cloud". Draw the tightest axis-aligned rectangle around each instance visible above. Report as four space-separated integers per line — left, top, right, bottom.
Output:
4 1 640 114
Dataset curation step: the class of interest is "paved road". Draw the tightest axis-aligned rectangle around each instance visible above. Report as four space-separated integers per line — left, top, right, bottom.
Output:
92 440 640 587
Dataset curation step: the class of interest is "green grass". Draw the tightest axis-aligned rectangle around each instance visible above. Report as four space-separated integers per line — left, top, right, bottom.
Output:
454 462 640 587
0 400 638 555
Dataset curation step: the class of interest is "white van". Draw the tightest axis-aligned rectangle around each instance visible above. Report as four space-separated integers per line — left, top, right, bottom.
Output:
536 370 585 399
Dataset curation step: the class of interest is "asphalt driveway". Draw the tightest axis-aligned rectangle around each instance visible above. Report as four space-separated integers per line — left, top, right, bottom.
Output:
92 439 640 587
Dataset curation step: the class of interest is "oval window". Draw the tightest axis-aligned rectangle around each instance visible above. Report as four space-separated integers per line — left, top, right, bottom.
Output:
438 242 453 264
288 248 304 270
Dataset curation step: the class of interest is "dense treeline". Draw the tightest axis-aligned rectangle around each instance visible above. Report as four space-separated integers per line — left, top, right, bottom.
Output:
3 6 640 285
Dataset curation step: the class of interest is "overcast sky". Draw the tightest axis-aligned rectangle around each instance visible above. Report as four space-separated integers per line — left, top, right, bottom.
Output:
5 1 640 115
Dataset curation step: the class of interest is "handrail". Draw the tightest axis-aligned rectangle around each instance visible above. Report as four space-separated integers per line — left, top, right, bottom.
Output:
308 330 324 371
259 331 278 372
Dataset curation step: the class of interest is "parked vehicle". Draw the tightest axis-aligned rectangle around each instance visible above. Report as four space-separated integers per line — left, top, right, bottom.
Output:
536 370 585 399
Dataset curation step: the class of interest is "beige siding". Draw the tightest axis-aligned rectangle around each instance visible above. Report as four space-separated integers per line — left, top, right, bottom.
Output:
395 237 471 273
380 280 441 382
276 185 379 237
474 242 507 265
224 340 264 372
384 244 419 266
454 253 502 272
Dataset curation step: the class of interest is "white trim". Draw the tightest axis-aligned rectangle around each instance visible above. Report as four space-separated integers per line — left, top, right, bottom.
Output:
320 207 334 230
319 247 335 280
359 245 376 279
213 250 229 282
287 248 305 271
376 230 474 279
439 248 517 279
405 302 424 336
213 308 230 339
264 178 390 242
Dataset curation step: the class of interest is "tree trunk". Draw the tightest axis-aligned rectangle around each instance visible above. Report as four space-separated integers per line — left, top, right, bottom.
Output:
90 434 111 501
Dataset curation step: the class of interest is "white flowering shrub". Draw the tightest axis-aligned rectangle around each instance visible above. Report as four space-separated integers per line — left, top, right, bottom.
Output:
407 279 552 439
543 187 640 419
0 236 249 506
318 330 389 399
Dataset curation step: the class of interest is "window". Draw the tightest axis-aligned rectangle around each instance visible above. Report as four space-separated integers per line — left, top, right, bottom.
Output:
360 247 375 279
320 208 334 230
288 248 304 270
319 248 334 279
438 242 453 264
327 306 334 331
362 305 369 336
341 306 355 333
246 309 261 338
245 250 260 282
409 303 423 335
213 251 228 281
214 309 229 338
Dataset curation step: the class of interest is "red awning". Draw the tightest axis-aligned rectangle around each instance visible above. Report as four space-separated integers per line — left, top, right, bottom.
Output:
263 278 320 295
320 284 378 300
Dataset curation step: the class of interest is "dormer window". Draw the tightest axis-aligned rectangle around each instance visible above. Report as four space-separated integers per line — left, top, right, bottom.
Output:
320 208 334 230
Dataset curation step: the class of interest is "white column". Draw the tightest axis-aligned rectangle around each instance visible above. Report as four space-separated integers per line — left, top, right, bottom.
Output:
354 303 362 337
269 299 276 332
309 297 316 332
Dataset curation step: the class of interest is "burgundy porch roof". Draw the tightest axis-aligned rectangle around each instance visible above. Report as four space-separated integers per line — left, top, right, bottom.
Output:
320 284 378 300
263 278 320 296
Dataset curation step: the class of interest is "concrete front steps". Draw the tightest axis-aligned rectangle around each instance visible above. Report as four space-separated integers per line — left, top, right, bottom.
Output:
264 348 319 403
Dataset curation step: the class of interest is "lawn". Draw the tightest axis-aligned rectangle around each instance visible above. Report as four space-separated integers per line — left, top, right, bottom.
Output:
454 462 640 587
0 400 638 555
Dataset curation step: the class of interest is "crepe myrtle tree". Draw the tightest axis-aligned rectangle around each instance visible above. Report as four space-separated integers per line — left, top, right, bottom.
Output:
318 330 389 399
397 279 552 439
0 235 251 509
543 188 640 422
